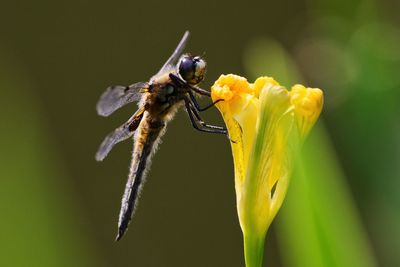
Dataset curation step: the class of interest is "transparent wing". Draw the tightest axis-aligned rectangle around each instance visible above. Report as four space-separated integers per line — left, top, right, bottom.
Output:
156 31 190 75
95 108 145 161
96 82 148 117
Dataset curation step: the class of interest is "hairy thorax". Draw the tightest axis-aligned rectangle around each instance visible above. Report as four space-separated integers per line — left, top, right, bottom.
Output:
142 77 185 123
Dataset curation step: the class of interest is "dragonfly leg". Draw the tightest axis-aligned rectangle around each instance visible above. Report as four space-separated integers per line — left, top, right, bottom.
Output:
169 73 187 87
169 73 212 97
184 98 227 135
189 85 211 97
188 90 223 112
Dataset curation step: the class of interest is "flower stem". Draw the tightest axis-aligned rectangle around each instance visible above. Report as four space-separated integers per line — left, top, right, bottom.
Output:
244 232 265 267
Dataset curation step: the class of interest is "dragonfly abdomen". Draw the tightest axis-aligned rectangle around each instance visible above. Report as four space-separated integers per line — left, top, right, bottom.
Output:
116 114 166 240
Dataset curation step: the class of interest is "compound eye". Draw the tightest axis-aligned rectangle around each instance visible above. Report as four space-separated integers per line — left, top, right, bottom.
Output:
178 56 206 85
178 57 195 82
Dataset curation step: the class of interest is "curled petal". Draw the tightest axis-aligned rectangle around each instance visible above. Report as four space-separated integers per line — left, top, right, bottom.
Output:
290 84 324 138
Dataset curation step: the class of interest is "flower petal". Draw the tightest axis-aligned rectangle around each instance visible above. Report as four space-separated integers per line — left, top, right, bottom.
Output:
290 84 324 138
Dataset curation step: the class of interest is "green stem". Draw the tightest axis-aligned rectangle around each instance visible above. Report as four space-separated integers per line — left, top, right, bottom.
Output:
244 232 265 267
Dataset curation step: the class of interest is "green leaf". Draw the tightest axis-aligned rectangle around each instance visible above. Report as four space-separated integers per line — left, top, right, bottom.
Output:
276 125 378 267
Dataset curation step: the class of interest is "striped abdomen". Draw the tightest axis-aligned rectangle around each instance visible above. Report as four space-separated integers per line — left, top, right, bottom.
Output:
116 113 166 240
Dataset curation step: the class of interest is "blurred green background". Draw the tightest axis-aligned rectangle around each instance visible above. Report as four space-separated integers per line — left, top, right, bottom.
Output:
1 0 399 266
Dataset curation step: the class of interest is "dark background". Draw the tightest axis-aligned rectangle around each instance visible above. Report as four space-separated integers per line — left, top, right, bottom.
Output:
1 0 399 266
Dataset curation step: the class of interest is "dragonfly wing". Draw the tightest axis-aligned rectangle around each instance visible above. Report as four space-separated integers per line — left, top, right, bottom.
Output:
156 31 189 75
116 118 166 240
95 108 145 161
96 82 148 117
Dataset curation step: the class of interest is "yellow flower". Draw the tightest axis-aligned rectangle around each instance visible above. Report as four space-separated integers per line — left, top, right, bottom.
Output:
211 74 323 267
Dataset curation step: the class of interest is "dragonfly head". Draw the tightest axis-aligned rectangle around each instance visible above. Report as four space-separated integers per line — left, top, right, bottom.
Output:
178 55 206 85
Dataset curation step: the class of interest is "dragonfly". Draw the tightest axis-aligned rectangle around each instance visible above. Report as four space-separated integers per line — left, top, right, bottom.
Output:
95 31 227 241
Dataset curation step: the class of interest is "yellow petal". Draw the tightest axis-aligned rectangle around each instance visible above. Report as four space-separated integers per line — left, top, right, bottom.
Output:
211 75 259 195
251 76 280 97
290 84 324 138
240 83 295 235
